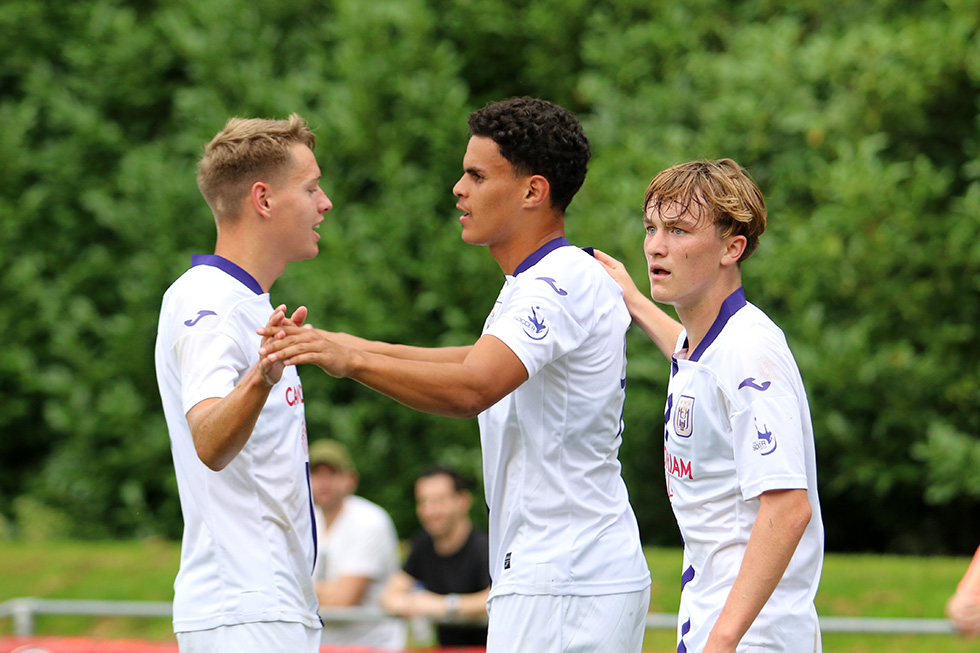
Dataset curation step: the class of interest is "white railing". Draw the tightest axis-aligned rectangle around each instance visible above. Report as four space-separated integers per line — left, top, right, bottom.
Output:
0 598 957 637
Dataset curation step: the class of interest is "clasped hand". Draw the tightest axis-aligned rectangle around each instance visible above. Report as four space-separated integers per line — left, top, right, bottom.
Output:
257 306 352 380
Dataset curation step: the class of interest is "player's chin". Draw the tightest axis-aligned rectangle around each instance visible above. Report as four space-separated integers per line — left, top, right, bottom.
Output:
649 284 672 304
299 243 319 260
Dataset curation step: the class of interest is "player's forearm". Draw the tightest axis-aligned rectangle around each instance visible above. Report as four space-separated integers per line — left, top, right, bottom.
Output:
707 489 812 650
186 364 273 471
626 293 682 360
346 349 501 418
314 329 472 363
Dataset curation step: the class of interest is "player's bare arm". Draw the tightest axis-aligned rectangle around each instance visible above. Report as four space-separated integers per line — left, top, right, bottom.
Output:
258 326 526 418
704 488 812 653
312 329 472 364
593 249 682 360
187 306 308 471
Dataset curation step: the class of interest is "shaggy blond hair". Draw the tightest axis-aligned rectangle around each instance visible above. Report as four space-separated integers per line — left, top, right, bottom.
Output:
196 113 316 221
644 158 767 262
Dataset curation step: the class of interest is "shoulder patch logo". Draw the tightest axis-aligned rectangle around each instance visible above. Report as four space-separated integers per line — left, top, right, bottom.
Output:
535 276 568 296
753 420 778 456
184 310 217 327
674 395 695 438
515 306 549 340
738 377 771 392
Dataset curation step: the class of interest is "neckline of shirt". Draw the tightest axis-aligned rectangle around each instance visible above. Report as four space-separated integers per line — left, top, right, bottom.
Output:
512 237 572 277
191 254 264 295
678 287 748 364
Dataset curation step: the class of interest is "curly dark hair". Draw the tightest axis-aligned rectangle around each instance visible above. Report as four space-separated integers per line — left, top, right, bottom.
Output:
467 97 590 213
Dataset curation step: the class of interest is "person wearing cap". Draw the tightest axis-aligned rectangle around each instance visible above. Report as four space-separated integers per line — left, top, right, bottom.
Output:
308 439 406 650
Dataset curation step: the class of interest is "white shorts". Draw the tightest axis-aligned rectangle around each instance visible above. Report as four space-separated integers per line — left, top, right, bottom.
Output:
486 588 650 653
176 621 321 653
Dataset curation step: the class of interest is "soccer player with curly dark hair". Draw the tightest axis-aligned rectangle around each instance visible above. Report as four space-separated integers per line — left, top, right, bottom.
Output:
260 97 652 652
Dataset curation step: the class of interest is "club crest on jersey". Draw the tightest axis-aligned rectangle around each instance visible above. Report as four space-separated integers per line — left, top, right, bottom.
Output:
753 419 778 456
674 395 695 437
515 306 549 340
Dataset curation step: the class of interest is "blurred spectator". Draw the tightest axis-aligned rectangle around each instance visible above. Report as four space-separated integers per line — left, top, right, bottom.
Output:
947 544 980 637
310 439 406 650
382 466 490 646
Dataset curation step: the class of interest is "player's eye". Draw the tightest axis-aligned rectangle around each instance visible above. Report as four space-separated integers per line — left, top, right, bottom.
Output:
645 225 656 236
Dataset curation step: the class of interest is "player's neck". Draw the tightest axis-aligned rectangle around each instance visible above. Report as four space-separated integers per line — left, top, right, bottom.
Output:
489 215 565 276
433 519 472 557
214 233 284 294
676 276 742 353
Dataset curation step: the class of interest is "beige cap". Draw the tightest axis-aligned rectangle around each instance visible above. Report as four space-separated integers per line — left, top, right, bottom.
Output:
308 439 356 472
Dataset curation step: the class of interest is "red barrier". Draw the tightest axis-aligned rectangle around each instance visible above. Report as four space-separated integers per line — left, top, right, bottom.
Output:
0 637 664 653
0 637 178 653
0 639 490 653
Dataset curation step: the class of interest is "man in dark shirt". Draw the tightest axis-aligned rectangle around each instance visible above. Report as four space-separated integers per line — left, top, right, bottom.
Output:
381 466 491 646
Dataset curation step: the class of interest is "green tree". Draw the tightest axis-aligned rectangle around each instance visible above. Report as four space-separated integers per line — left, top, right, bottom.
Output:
1 0 979 553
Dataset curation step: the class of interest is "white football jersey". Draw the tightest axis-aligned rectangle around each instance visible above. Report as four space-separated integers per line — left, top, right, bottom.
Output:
479 238 651 599
155 255 320 632
664 288 823 653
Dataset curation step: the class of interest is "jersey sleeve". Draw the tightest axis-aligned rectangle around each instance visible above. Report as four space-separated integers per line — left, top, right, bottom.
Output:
173 329 249 415
728 341 811 500
484 277 590 378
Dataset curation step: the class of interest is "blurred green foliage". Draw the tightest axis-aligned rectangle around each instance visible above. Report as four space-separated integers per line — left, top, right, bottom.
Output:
1 0 978 553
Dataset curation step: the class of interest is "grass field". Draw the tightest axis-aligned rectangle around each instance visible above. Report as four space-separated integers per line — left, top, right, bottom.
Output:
0 540 976 652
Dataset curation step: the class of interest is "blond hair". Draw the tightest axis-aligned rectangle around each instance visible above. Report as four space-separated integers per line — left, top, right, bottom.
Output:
196 113 316 221
645 158 767 262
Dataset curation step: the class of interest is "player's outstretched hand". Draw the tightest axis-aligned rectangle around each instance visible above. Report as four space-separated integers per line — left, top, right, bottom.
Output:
258 305 310 385
257 324 352 379
593 249 643 304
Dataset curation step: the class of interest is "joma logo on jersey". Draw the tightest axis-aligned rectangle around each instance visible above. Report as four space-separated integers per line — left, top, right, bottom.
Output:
664 447 693 479
674 395 695 437
515 306 549 340
285 384 304 406
184 309 217 327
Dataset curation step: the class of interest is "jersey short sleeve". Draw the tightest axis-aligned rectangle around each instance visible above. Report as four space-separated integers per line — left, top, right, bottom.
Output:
726 329 812 500
484 277 590 378
174 330 247 415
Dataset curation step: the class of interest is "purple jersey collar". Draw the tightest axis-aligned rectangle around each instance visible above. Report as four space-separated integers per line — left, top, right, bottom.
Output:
191 255 264 295
686 287 747 363
512 237 572 276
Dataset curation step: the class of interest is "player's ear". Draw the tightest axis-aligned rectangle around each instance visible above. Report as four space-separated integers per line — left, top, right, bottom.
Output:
721 235 747 267
524 175 550 209
251 181 273 218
